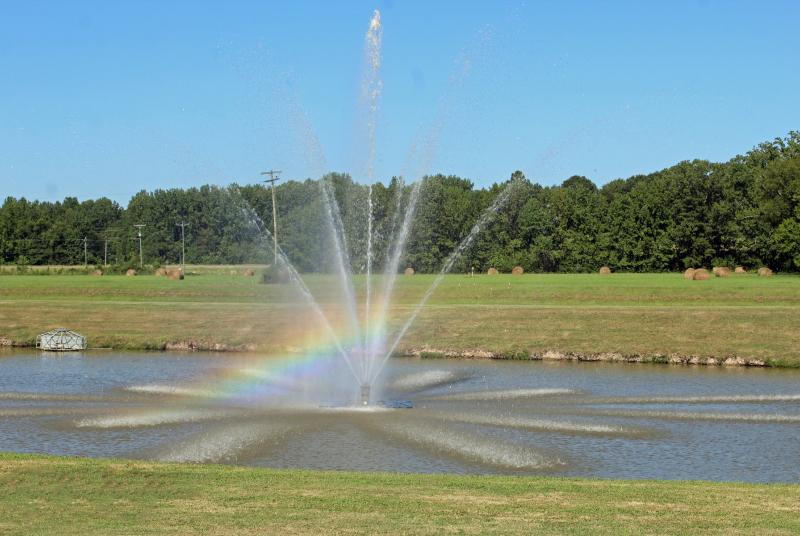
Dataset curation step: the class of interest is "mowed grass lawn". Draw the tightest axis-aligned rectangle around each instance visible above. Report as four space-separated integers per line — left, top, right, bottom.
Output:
1 271 799 364
0 453 798 535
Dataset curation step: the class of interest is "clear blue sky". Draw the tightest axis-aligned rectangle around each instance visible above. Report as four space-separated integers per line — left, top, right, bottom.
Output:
1 0 798 203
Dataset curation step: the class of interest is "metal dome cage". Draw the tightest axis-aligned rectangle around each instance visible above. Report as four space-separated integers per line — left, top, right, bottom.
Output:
36 328 87 351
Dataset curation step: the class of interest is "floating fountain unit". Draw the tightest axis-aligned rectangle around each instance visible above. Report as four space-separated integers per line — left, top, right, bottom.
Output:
360 383 371 406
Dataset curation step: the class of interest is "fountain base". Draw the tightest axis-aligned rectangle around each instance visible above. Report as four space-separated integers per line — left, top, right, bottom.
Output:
360 383 371 406
317 382 413 409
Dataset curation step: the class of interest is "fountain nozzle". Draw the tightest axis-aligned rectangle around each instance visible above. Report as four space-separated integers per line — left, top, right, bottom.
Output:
360 383 370 406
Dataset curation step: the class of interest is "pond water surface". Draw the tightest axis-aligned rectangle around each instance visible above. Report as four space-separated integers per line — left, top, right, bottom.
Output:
1 350 799 482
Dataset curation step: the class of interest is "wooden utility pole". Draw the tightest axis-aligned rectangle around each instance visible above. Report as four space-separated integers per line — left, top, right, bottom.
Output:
260 170 281 264
133 224 146 268
176 221 189 274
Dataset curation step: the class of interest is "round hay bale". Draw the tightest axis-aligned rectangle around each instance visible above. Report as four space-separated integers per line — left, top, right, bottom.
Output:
404 267 414 276
713 266 731 278
154 267 167 277
91 269 103 276
167 269 184 281
683 268 696 280
757 267 773 277
511 266 524 276
692 268 710 280
125 268 137 277
487 267 499 276
243 269 255 277
599 266 612 275
735 266 746 274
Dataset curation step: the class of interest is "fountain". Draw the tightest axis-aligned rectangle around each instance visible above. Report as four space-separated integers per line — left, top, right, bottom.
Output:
214 10 521 408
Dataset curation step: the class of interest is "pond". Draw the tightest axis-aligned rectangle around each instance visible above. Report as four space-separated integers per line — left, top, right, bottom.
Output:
1 350 799 482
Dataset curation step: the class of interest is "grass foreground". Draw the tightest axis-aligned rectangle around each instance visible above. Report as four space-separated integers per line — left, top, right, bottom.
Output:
1 452 799 535
1 269 800 365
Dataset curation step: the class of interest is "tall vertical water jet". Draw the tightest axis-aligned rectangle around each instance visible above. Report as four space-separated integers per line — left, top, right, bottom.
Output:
359 9 383 391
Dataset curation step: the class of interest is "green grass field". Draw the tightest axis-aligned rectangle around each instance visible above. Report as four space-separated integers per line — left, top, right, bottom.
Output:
3 275 800 534
1 270 799 365
1 453 798 535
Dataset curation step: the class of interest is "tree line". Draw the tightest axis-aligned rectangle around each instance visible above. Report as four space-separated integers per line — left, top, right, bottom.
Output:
1 132 799 273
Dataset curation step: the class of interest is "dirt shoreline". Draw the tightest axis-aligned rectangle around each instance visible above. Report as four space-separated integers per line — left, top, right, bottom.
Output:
2 335 786 368
401 346 772 367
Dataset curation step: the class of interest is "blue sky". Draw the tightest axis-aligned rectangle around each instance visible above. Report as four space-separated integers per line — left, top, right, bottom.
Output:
1 0 798 203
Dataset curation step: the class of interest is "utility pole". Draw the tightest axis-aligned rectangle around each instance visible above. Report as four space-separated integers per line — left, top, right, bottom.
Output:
83 237 88 267
176 221 189 274
260 169 281 264
133 224 146 268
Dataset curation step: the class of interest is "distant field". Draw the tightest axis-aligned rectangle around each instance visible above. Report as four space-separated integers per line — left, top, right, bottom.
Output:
1 269 799 365
0 453 798 535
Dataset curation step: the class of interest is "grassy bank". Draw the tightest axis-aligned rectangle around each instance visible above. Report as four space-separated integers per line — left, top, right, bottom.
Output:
1 271 799 365
1 453 798 535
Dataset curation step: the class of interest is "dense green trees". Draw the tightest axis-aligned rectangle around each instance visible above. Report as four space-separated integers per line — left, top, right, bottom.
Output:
1 132 799 272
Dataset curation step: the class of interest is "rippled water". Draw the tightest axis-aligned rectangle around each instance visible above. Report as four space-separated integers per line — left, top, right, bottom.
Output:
1 349 799 482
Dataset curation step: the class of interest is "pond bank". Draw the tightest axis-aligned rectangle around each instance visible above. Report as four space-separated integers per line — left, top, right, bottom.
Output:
2 335 795 368
401 346 777 367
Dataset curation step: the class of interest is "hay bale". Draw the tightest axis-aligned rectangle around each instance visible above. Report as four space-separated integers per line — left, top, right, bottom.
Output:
599 266 612 275
683 268 696 280
126 269 137 277
692 268 710 280
404 267 415 276
154 267 167 277
91 269 103 276
487 267 499 276
167 269 184 280
243 269 255 277
713 266 731 278
757 267 773 277
735 266 746 274
511 266 524 276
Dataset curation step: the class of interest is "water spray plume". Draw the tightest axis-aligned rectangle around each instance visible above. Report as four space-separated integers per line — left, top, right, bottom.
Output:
320 179 363 365
371 176 525 382
229 186 361 383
